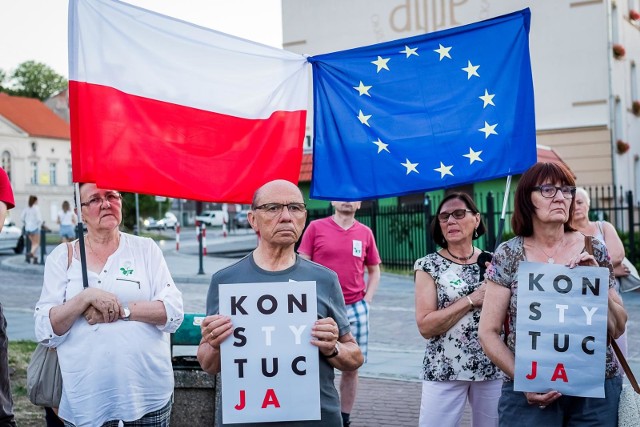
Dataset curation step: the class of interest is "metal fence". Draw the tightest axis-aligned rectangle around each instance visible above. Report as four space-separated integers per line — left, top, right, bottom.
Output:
305 187 640 270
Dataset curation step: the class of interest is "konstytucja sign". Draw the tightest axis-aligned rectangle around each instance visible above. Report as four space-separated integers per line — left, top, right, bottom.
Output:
514 262 609 398
219 281 320 424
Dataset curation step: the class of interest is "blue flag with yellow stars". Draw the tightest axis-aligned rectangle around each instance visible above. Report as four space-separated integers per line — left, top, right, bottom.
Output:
308 8 535 200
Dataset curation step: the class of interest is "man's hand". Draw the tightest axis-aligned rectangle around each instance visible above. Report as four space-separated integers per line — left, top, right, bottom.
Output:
311 317 339 356
200 315 233 349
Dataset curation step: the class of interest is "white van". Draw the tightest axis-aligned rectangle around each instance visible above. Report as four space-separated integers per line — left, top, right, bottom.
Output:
195 210 227 226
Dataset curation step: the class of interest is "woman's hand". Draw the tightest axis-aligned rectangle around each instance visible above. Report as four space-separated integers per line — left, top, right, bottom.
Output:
83 306 106 325
568 251 598 268
200 315 233 349
613 263 630 278
82 288 121 323
524 391 562 409
468 282 487 308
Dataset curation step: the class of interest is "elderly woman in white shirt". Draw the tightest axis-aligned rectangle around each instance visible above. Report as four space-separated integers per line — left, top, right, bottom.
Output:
35 183 183 427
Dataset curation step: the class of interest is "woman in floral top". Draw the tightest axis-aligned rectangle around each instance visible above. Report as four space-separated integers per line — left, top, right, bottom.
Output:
478 162 627 427
414 192 501 427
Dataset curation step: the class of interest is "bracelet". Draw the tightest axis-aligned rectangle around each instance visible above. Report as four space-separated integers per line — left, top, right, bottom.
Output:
325 342 340 359
466 296 475 309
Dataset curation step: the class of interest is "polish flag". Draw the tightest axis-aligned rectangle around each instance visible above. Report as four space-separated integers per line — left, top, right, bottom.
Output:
68 0 308 203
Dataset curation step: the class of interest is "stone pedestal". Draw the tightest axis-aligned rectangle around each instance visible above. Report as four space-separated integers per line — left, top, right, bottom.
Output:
170 369 216 427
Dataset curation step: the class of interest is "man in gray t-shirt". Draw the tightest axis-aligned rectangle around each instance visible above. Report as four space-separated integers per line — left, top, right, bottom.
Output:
197 180 363 427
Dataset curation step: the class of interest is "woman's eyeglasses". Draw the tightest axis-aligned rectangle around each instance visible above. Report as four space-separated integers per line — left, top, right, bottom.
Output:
437 209 473 223
80 192 122 208
533 185 576 199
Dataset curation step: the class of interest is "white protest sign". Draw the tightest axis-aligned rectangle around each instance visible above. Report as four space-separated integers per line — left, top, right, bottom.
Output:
219 281 320 424
514 262 609 398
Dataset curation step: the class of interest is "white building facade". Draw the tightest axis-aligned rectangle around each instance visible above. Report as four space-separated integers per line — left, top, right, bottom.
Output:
0 96 73 229
283 0 640 196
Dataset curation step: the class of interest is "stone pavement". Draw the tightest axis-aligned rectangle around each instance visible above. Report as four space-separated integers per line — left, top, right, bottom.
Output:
3 231 640 426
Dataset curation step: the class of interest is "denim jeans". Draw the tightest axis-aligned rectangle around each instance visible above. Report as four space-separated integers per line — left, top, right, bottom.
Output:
498 377 622 427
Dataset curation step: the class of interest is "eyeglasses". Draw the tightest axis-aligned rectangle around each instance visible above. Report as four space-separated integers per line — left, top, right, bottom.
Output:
437 209 473 223
253 203 307 217
80 192 122 208
533 185 576 199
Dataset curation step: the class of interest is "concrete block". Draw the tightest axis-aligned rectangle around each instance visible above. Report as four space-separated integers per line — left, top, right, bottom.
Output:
170 369 216 427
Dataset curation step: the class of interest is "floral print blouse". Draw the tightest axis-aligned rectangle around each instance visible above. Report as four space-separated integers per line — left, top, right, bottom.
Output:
414 252 502 382
486 235 620 379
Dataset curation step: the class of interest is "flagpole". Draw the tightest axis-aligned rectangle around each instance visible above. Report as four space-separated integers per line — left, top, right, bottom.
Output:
493 175 512 251
73 183 89 289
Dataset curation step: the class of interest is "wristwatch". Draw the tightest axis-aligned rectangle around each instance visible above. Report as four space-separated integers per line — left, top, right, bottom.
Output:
325 342 340 359
122 307 131 321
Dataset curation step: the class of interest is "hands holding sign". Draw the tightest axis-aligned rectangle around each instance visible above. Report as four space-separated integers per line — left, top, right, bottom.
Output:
311 317 340 357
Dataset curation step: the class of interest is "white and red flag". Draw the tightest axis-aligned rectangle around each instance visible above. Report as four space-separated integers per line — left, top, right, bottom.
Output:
68 0 308 203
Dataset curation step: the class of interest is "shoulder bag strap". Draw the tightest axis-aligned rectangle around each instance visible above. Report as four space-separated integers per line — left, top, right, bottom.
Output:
611 339 640 393
584 235 594 256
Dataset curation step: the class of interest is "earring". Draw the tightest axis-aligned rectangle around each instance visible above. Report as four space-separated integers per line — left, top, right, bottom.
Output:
473 228 478 239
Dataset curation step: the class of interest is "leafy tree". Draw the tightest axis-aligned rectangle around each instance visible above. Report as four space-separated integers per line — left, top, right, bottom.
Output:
121 193 171 231
5 60 67 100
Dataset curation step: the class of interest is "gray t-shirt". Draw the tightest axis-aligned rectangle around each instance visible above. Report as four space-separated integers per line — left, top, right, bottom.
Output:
206 253 350 427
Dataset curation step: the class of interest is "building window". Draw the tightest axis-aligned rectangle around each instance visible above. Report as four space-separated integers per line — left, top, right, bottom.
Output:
1 151 10 180
49 162 57 185
613 4 620 44
30 161 38 184
632 62 638 101
67 162 73 185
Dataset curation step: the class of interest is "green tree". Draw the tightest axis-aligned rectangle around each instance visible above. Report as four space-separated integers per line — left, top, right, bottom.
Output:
121 193 172 231
0 69 6 92
5 60 67 100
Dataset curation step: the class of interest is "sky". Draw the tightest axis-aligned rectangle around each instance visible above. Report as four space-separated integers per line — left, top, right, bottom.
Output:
0 0 283 78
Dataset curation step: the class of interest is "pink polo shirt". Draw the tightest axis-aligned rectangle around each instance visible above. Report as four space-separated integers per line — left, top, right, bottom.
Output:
298 217 381 304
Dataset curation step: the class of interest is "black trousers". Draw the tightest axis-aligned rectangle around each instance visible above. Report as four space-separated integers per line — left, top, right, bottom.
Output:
0 304 16 427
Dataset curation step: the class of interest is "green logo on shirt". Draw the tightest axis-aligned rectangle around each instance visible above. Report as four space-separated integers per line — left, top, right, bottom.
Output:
120 267 133 276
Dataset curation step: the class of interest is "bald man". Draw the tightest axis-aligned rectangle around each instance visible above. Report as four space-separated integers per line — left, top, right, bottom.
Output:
198 180 363 427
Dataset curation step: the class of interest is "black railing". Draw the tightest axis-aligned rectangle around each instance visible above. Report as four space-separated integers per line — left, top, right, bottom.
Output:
305 187 639 270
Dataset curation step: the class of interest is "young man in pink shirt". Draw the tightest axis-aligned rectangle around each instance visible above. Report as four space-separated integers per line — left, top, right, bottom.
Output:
298 201 381 427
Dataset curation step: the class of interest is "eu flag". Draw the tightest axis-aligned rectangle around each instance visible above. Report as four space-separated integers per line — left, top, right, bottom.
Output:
308 9 535 201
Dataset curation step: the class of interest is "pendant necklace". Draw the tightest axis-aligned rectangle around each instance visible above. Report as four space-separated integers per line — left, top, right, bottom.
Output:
447 246 475 263
538 239 564 264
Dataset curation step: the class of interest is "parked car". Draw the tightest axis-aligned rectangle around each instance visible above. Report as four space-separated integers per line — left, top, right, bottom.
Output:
0 218 24 254
144 212 178 230
195 210 227 226
144 217 162 230
234 211 250 229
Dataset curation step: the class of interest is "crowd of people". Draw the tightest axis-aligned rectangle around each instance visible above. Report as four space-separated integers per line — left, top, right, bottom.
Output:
0 161 633 426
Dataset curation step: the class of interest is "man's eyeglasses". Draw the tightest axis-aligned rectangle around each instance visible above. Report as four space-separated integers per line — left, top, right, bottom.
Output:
533 185 576 199
80 192 123 208
437 209 473 223
253 203 307 217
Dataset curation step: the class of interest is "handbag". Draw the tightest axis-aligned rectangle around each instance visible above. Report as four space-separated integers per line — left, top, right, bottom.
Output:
26 242 79 407
619 257 640 293
611 339 640 426
26 344 62 407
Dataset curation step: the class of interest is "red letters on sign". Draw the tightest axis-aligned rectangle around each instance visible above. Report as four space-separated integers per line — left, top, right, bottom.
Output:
235 390 246 410
262 389 281 408
551 363 568 382
525 361 537 379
